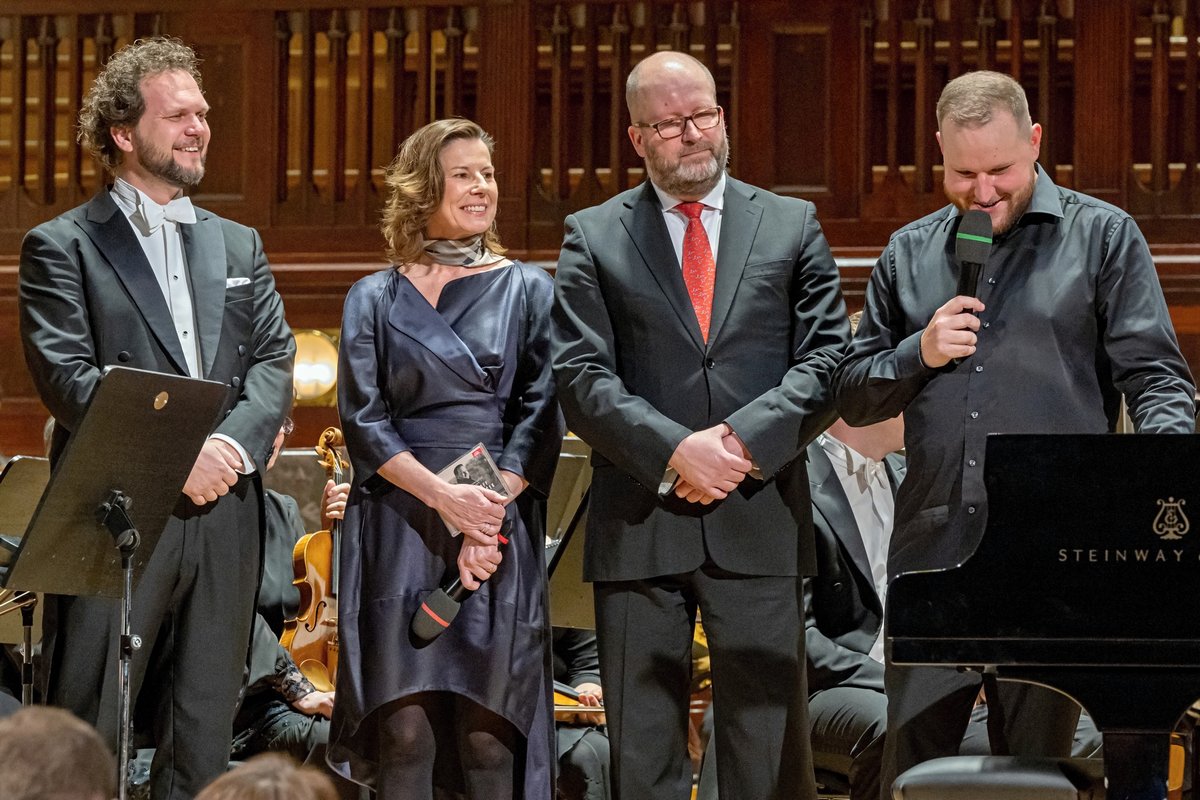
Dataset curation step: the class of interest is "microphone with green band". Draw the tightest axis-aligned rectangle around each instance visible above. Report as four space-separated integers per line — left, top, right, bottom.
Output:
955 209 993 299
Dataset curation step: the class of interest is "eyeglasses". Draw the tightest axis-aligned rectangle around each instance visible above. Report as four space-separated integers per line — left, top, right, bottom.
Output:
634 107 722 140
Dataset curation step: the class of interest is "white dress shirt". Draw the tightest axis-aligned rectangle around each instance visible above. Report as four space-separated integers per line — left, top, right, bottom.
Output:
650 172 726 269
110 177 202 378
819 433 895 663
110 178 255 474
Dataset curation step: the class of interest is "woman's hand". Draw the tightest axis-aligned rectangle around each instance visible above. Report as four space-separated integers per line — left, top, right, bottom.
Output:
457 540 503 590
435 482 507 545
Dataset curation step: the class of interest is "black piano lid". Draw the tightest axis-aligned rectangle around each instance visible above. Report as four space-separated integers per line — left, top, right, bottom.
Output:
889 433 1200 668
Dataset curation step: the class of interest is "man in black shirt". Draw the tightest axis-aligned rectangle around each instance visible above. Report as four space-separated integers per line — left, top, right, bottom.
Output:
834 70 1195 800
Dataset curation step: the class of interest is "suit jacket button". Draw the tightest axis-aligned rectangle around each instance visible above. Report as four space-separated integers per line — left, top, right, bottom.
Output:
238 345 247 357
704 358 715 369
117 351 131 363
832 581 844 592
232 377 241 388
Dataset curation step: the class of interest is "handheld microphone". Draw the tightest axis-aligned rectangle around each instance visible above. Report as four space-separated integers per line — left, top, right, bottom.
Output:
955 209 993 300
410 522 510 645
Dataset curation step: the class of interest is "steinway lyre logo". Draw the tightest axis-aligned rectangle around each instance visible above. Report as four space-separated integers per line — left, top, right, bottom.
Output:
1153 497 1190 541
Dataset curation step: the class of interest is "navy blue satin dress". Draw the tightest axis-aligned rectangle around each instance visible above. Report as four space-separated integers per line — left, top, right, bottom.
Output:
329 262 563 796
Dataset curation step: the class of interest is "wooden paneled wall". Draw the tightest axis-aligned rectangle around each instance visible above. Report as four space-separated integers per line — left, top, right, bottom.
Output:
2 0 1200 455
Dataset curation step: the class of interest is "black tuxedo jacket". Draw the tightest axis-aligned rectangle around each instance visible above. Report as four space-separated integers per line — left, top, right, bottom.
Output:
552 177 850 581
804 440 905 694
19 190 294 466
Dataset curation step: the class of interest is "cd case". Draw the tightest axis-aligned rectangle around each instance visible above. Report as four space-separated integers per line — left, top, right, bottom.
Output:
436 443 509 536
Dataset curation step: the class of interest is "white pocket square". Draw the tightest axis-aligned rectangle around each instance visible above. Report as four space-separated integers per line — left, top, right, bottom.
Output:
226 277 251 288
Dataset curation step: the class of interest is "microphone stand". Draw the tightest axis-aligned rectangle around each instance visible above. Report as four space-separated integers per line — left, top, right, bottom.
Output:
97 490 143 800
0 590 38 705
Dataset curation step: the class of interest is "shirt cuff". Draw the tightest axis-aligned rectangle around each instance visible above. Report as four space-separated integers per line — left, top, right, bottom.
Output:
658 467 679 497
211 434 256 475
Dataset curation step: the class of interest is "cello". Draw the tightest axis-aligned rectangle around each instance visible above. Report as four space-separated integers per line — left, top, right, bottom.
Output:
280 427 346 692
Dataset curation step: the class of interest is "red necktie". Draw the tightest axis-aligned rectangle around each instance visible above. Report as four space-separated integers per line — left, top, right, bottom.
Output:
678 201 715 341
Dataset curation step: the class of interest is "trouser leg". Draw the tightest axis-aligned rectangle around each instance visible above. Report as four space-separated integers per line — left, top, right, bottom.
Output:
697 565 816 800
594 576 696 800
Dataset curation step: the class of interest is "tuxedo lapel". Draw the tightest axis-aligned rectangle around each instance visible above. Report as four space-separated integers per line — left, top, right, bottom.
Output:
78 192 190 375
808 443 874 583
182 209 227 378
619 183 704 349
707 179 762 344
387 275 489 390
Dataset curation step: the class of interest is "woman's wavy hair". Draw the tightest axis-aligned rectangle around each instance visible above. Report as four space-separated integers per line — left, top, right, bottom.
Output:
78 36 203 174
380 118 506 267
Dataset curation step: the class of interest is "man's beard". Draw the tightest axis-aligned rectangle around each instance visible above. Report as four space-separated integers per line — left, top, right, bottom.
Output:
133 131 206 188
950 171 1036 235
645 127 730 198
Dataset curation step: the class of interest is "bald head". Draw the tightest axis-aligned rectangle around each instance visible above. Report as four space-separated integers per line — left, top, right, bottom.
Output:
626 51 716 122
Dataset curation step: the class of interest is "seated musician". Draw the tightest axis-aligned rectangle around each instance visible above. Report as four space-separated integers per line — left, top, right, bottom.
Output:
553 626 610 800
698 404 1100 800
808 407 1102 796
235 419 349 762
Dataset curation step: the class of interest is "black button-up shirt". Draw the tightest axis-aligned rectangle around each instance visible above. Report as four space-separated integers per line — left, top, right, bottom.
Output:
834 167 1196 575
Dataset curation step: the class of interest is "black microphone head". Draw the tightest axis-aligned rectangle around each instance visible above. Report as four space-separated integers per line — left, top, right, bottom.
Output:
955 209 993 266
411 587 462 644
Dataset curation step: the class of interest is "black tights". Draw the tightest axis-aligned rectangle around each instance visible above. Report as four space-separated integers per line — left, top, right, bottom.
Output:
376 692 519 800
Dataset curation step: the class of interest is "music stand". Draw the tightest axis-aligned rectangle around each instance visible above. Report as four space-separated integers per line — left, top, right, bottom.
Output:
3 366 226 800
0 456 49 704
545 435 594 629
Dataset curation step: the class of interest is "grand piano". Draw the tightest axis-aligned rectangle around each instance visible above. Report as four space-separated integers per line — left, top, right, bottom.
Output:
888 434 1200 800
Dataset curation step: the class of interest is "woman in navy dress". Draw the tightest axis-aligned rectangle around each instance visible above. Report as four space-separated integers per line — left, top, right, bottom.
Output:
329 118 563 799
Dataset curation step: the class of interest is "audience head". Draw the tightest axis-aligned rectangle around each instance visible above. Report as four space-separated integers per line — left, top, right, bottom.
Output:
381 118 506 268
0 706 116 800
626 51 728 201
195 753 338 800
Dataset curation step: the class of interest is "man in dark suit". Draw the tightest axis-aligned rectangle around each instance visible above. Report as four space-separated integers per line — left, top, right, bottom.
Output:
551 50 850 800
19 37 294 799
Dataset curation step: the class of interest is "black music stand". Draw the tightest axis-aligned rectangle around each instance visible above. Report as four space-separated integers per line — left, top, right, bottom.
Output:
2 366 226 800
545 435 594 629
0 456 50 705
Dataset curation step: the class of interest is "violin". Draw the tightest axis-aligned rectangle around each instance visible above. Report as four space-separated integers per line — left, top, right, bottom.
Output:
280 427 346 692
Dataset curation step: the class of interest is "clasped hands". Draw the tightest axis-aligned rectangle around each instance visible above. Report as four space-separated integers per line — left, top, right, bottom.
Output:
669 423 753 505
435 470 527 590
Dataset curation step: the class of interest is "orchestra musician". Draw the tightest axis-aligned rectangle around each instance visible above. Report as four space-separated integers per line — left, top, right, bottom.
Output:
18 37 293 799
329 118 564 799
833 69 1196 800
232 420 348 766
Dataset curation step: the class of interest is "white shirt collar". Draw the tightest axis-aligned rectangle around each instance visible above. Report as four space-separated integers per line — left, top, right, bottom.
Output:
110 177 196 235
652 172 727 215
820 433 884 480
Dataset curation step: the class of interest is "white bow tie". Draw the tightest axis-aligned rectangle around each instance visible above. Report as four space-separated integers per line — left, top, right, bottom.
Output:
131 196 196 235
851 458 886 492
